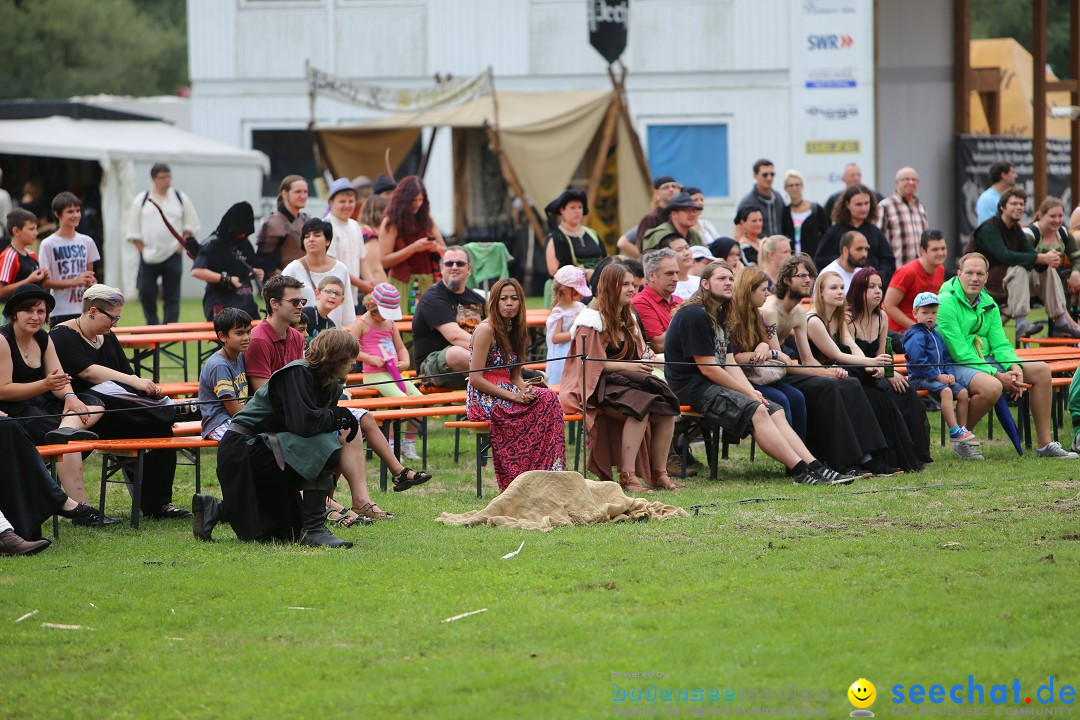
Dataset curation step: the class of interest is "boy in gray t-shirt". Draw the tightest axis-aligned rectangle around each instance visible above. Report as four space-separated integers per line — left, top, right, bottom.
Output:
198 308 252 439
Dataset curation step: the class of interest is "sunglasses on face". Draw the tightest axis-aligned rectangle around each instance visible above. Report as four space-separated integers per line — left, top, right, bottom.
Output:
443 260 468 268
282 298 308 308
760 172 775 178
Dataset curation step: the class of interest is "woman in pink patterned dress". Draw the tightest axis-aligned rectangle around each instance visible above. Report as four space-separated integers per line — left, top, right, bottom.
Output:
466 278 566 491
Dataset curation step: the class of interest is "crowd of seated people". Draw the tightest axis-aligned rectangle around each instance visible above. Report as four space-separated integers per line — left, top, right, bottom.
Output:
8 160 1080 557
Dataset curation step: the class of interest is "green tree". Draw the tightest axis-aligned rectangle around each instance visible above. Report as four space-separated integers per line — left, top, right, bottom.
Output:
0 0 188 100
971 0 1073 79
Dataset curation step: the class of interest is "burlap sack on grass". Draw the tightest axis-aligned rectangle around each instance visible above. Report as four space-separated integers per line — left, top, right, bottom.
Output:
435 470 689 531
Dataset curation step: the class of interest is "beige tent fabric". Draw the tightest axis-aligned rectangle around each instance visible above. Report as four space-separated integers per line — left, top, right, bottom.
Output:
969 38 1071 138
312 90 633 219
435 470 688 531
316 126 422 182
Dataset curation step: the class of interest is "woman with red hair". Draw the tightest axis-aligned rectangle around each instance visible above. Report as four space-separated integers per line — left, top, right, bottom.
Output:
378 176 446 313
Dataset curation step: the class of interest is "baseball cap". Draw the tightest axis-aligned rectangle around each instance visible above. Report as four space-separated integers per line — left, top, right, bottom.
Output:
371 283 403 320
691 246 716 261
553 265 592 298
912 292 940 309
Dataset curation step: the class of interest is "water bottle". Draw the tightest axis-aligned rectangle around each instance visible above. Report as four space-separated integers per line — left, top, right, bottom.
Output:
409 279 420 314
884 337 895 378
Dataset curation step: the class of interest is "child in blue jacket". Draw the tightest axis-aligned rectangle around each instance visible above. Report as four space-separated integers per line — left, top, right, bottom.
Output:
902 292 982 458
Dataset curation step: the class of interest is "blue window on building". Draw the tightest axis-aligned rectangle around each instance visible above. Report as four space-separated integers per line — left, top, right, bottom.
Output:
646 124 729 198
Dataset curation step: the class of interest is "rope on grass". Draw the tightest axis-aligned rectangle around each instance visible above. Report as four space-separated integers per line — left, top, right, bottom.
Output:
684 482 973 515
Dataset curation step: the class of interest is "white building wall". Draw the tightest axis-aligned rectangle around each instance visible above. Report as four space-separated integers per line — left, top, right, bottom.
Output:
188 0 876 236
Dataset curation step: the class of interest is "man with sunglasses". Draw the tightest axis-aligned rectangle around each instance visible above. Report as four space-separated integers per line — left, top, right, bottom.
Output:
246 275 306 393
738 159 784 238
411 246 485 389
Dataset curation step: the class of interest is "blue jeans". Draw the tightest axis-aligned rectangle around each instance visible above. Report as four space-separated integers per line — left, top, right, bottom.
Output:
136 251 182 325
756 380 807 440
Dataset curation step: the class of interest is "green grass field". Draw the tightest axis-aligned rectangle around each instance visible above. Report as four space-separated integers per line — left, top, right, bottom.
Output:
2 299 1079 719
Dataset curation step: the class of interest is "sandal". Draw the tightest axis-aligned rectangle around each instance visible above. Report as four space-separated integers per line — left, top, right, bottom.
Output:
355 501 394 520
392 467 432 493
618 470 653 494
340 512 375 528
648 469 683 491
326 507 347 525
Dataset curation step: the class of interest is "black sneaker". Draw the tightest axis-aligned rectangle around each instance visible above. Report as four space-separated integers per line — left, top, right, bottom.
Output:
819 467 857 485
144 503 192 520
793 467 833 485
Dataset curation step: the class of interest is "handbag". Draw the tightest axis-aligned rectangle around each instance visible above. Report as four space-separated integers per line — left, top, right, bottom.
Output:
744 358 787 385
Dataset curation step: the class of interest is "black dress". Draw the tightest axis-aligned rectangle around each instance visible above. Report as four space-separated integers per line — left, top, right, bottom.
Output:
0 419 67 540
806 313 928 471
0 326 99 443
50 325 178 514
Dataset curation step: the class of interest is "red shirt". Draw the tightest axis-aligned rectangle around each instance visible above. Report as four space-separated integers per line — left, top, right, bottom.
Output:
631 285 682 341
245 319 305 380
887 258 944 332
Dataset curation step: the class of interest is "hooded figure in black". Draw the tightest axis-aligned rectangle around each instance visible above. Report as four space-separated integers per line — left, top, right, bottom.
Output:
191 202 262 320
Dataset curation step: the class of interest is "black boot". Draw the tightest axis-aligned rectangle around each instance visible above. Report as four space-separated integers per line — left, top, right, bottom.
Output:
299 492 353 549
192 494 224 542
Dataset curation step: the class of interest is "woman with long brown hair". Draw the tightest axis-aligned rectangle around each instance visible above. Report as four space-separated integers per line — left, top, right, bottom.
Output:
727 266 806 438
559 263 681 492
358 193 389 281
466 278 566 491
378 176 446 313
844 266 931 468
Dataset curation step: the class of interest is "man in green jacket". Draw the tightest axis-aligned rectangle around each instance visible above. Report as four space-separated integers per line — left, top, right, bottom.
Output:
937 252 1077 458
639 193 704 254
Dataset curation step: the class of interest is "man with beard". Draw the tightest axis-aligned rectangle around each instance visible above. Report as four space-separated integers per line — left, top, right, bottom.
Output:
762 254 894 476
191 202 264 321
818 231 867 291
663 261 854 485
411 246 486 389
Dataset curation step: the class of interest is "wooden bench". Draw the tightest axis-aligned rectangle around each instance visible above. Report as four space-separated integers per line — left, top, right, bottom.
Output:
93 437 219 529
37 441 98 538
444 414 583 498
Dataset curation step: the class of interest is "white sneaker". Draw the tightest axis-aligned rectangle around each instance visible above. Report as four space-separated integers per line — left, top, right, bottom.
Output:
1036 441 1079 459
952 443 985 461
1071 432 1080 454
400 440 421 461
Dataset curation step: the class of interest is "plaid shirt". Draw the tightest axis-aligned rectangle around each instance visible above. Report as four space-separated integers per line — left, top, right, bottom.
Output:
876 192 929 266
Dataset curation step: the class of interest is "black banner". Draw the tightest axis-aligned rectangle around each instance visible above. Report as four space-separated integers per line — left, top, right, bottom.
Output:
588 0 629 65
955 134 1073 244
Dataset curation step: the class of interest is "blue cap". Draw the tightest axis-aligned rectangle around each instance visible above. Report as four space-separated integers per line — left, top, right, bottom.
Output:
327 177 356 201
912 292 940 309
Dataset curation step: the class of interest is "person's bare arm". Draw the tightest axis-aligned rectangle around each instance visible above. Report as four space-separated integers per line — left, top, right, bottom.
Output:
616 234 640 258
436 321 474 350
249 376 268 393
693 354 762 401
883 287 914 330
545 240 560 277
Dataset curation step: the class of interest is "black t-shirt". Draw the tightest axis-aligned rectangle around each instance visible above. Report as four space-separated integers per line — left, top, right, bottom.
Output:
411 282 486 367
301 305 335 342
663 305 727 403
546 228 607 274
193 234 260 320
50 325 134 394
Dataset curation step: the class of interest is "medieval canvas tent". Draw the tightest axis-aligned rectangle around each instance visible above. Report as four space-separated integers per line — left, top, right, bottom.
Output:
308 71 652 249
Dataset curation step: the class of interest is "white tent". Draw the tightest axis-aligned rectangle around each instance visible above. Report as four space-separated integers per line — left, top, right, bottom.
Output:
0 116 268 297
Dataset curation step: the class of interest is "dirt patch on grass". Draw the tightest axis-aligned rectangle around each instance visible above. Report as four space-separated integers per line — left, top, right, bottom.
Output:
1041 480 1080 490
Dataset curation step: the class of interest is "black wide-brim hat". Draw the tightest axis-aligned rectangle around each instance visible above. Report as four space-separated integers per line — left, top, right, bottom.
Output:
3 283 55 318
544 189 589 218
662 191 704 217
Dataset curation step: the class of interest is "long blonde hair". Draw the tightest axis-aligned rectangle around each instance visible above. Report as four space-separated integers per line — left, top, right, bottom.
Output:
812 270 845 337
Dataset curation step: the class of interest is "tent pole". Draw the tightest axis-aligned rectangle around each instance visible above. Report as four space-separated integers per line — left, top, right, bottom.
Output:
609 63 651 183
419 127 437 179
584 91 621 223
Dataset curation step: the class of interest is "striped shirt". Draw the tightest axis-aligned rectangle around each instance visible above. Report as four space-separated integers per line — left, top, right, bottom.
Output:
876 192 929 266
0 247 39 285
